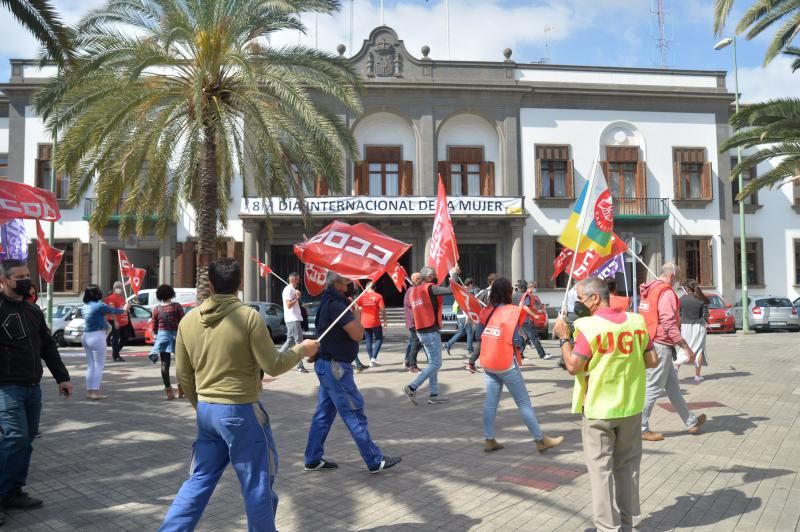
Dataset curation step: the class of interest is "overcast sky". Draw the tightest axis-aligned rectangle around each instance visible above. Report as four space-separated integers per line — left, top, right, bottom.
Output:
0 0 794 103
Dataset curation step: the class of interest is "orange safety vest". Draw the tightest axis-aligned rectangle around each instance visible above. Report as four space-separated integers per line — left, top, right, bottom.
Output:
638 281 679 339
410 282 442 330
479 304 524 372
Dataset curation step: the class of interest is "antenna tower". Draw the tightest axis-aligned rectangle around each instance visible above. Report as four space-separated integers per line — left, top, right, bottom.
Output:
653 0 669 67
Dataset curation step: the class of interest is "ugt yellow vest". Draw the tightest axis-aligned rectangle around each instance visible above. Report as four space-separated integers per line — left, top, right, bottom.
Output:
571 312 649 419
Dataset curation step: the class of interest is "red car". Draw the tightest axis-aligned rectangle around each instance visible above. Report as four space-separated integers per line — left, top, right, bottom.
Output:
145 302 197 344
706 293 734 333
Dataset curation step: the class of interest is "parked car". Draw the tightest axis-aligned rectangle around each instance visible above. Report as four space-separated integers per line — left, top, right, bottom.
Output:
794 296 800 316
705 293 735 333
128 288 197 309
245 302 287 342
51 302 82 346
63 304 153 345
144 302 198 344
733 296 800 332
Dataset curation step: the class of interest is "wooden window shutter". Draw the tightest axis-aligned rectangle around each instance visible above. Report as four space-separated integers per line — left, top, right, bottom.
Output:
437 161 450 193
400 161 413 196
699 238 713 286
480 162 495 196
635 161 647 197
314 176 329 196
673 162 682 200
78 243 91 291
600 161 610 185
701 162 712 200
353 162 366 195
607 146 638 162
26 242 38 281
535 237 554 289
675 239 687 282
535 158 542 198
565 159 574 198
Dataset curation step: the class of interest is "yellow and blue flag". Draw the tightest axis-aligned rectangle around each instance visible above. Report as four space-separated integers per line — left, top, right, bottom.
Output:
558 163 614 254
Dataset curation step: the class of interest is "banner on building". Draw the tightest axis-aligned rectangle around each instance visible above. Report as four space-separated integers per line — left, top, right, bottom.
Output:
240 196 525 217
36 220 64 283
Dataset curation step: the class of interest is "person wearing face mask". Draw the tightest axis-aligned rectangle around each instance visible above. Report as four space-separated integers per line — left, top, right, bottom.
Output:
554 276 659 532
0 259 72 522
638 263 708 441
104 281 131 362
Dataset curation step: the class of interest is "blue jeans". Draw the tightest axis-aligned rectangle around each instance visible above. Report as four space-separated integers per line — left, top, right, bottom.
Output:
0 384 43 498
447 318 475 354
304 359 383 469
520 322 547 358
160 401 279 532
483 363 544 441
410 331 443 396
364 327 384 360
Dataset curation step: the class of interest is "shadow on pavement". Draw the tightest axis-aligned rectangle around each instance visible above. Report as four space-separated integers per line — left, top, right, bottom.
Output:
643 488 761 530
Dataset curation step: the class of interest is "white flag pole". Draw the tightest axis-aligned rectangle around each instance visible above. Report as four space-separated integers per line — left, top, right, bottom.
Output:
316 280 373 341
270 271 290 287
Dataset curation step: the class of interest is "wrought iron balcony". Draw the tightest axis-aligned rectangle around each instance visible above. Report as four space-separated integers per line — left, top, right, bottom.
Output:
613 197 669 220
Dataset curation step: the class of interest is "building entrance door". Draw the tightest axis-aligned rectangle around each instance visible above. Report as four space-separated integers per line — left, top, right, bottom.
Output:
457 243 497 290
372 251 412 308
110 248 159 298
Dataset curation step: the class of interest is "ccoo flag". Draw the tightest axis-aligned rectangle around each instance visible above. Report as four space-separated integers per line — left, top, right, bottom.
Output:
558 163 614 254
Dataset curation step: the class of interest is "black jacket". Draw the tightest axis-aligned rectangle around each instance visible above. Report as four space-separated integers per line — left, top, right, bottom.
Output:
0 294 70 385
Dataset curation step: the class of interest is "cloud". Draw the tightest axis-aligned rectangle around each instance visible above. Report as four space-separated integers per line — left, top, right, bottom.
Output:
733 56 799 103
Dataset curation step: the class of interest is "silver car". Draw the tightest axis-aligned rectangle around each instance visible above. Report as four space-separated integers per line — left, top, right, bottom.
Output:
246 302 287 341
51 302 82 346
63 304 153 345
733 296 800 332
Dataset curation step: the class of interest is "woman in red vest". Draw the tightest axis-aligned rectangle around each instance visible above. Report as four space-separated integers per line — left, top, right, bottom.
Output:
480 277 564 453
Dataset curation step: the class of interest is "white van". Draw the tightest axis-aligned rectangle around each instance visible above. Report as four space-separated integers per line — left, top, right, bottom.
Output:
128 288 197 308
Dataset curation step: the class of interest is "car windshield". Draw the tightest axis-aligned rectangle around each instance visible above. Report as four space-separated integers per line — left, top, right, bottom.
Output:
707 295 725 309
755 298 792 308
53 305 72 318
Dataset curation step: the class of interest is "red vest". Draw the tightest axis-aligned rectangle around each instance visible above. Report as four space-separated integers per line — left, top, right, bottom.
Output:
479 305 523 372
638 281 679 340
410 283 442 330
609 294 631 312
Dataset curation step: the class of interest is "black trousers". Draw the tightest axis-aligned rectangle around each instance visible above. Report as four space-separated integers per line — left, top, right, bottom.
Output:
404 328 422 367
109 322 129 360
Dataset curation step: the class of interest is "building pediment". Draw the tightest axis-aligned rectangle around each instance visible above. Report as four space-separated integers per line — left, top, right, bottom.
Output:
348 26 431 81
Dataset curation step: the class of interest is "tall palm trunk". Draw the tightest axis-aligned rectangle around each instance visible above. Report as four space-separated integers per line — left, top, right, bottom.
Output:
196 124 218 302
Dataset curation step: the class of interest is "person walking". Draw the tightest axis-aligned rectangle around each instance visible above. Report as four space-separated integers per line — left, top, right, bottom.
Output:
515 281 553 360
465 273 498 373
160 258 319 531
554 276 659 532
81 285 127 400
676 279 709 383
639 263 707 441
359 284 387 367
445 277 476 358
148 285 185 400
105 281 131 362
402 266 459 405
280 272 308 374
480 277 564 454
304 272 401 474
403 272 423 373
0 259 72 525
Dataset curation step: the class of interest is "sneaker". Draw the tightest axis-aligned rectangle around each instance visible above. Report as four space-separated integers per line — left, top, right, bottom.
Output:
2 489 43 510
687 413 707 434
296 365 309 374
356 365 365 374
369 456 401 473
484 439 504 452
427 395 449 404
465 363 477 374
402 385 417 405
113 356 126 362
370 359 380 367
543 353 556 360
444 344 452 357
408 366 421 374
536 435 564 453
641 431 664 441
694 376 704 383
304 459 339 471
147 352 158 364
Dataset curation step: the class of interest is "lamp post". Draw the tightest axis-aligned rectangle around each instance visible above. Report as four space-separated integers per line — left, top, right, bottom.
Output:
714 36 750 332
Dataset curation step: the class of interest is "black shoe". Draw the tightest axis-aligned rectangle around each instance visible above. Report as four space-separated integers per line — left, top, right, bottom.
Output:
3 489 43 510
369 456 401 473
113 356 126 362
444 344 452 357
296 365 309 374
304 459 339 471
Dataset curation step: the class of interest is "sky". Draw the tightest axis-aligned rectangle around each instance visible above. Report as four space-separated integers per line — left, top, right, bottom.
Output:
0 0 795 103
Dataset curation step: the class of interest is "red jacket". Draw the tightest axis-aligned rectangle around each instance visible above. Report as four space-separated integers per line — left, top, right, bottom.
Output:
104 293 129 326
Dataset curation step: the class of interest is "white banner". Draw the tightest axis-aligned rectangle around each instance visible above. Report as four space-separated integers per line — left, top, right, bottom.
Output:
241 196 525 216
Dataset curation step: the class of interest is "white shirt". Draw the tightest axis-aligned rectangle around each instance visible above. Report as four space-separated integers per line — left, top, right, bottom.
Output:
282 284 303 323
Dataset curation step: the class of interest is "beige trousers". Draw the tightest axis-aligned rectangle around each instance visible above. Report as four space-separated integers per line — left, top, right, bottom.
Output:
582 412 643 531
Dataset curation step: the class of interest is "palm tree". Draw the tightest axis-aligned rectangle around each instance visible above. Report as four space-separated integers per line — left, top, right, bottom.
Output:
2 0 74 67
713 0 800 64
34 0 362 300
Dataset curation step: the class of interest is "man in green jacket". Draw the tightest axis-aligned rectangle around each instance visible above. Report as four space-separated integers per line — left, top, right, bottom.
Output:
160 258 318 532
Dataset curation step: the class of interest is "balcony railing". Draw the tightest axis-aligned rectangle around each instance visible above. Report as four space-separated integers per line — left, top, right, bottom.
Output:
83 198 156 222
613 197 669 219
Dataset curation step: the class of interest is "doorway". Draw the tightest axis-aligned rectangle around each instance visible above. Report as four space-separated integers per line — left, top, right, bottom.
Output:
457 243 497 291
110 248 159 294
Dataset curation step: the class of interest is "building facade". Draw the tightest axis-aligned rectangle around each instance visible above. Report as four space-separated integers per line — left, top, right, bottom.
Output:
2 26 798 307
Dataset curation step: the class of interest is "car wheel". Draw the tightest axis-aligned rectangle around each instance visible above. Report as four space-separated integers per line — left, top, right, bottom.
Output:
53 330 66 347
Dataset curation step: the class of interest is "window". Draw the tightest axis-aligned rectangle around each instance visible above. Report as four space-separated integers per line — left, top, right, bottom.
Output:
730 156 757 206
672 148 712 201
354 146 412 196
535 145 574 199
534 236 569 289
734 239 763 287
52 243 74 292
35 144 69 200
0 153 7 179
675 237 713 286
795 240 800 285
437 148 494 197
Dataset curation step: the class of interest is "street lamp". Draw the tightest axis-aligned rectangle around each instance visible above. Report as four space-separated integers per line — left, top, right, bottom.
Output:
714 35 750 333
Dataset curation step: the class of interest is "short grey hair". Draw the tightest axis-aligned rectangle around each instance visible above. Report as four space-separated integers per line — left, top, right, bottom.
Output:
112 280 124 290
419 266 435 279
660 262 679 278
325 271 349 287
576 276 610 304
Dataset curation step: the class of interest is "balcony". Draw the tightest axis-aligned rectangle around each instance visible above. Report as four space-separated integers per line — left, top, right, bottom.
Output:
83 198 157 222
613 197 669 220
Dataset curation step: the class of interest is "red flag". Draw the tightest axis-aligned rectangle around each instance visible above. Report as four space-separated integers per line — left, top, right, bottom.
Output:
251 257 273 277
428 176 458 284
118 250 135 276
0 180 60 222
35 221 64 283
294 221 411 281
128 268 146 295
304 263 328 297
386 262 408 293
451 281 485 324
552 233 628 281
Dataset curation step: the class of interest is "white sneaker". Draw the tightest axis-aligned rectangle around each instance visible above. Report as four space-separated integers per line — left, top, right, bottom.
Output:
370 358 380 367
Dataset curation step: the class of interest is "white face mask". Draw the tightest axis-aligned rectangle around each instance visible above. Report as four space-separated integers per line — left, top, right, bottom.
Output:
114 288 123 294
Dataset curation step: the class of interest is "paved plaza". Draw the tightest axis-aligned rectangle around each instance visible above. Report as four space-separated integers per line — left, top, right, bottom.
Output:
3 331 800 531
